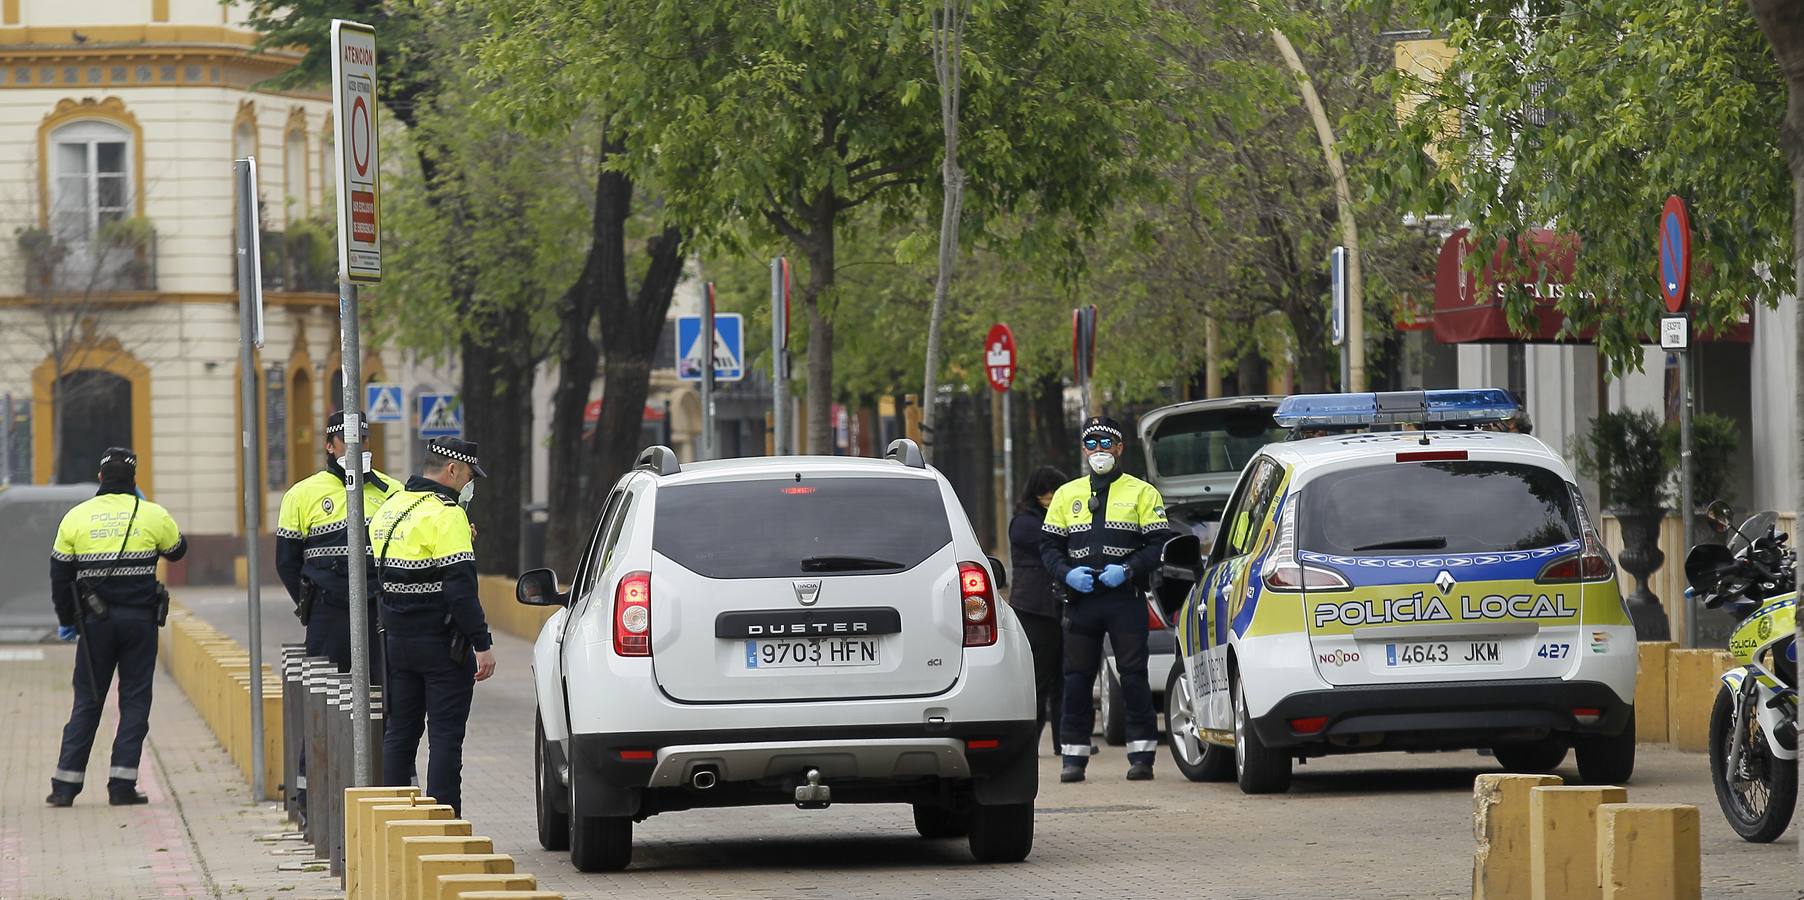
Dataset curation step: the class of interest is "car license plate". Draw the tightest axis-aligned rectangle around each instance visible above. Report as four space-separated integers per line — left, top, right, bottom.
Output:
745 638 880 669
1385 640 1501 667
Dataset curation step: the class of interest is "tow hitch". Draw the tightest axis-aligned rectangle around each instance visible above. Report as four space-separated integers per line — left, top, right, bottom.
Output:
794 768 831 810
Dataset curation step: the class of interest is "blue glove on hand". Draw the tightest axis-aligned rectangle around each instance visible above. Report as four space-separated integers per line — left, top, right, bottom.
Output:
1064 566 1096 594
56 625 78 642
1099 564 1130 588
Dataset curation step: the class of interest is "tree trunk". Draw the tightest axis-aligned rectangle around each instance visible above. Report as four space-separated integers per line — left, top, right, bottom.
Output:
922 0 968 464
459 312 533 576
802 221 837 455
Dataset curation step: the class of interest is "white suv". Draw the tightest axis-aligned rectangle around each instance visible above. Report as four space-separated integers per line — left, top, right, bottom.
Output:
516 440 1039 871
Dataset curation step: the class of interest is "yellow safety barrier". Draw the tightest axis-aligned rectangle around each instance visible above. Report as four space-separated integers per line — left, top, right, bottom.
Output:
1633 641 1674 743
382 820 474 900
345 787 422 900
1528 785 1628 900
477 575 556 642
1473 773 1563 899
1595 803 1702 900
414 855 517 894
399 836 494 900
453 893 563 900
1665 649 1730 752
156 602 283 798
434 874 537 900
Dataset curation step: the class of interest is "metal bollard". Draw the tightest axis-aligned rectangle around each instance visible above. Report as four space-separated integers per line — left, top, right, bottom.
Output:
280 644 305 824
367 684 385 786
303 660 333 848
330 676 356 879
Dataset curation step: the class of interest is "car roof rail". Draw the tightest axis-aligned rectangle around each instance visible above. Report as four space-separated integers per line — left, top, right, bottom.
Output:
635 445 681 476
885 438 926 469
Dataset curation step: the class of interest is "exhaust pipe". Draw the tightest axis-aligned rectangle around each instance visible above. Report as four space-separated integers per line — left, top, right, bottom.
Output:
690 766 719 790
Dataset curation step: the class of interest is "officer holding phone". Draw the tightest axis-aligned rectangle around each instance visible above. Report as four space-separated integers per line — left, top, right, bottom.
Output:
368 437 495 815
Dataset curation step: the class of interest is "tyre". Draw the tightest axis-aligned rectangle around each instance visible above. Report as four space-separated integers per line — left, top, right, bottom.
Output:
1493 739 1568 775
912 803 968 839
967 802 1033 863
1232 676 1291 794
1708 686 1797 842
1101 667 1127 746
1166 663 1232 782
1574 708 1637 786
535 713 569 851
567 747 632 871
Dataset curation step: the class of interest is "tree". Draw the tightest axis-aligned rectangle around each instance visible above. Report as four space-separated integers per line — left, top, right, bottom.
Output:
1356 0 1792 373
477 0 1187 455
920 0 971 461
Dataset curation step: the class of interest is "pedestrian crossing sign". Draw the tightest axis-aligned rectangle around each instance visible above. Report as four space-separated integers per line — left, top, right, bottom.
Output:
676 313 745 382
365 383 404 423
417 392 462 438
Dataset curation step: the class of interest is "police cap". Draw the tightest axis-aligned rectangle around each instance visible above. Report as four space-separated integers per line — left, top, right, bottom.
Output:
324 410 368 439
1079 416 1126 444
427 437 487 478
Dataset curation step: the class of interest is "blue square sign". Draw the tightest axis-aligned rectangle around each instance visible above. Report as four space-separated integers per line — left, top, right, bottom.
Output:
417 392 462 438
365 383 404 424
676 313 745 382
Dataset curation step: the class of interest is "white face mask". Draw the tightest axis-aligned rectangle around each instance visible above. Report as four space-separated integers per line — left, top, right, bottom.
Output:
336 452 372 474
1087 451 1117 475
458 479 475 507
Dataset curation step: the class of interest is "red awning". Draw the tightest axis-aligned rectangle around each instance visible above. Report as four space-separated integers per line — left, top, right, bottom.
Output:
584 399 666 425
1431 228 1750 344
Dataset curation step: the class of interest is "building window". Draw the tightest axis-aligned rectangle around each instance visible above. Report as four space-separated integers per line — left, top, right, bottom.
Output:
321 129 335 209
49 120 131 244
285 114 309 220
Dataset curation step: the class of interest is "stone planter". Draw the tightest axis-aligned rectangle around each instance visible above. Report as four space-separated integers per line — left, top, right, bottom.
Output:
1613 508 1670 640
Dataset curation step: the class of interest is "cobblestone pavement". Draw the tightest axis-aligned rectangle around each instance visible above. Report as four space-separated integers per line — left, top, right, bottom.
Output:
37 584 1792 899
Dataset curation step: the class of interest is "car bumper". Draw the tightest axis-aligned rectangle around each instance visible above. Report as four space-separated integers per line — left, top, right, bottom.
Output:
565 719 1038 818
1250 678 1633 750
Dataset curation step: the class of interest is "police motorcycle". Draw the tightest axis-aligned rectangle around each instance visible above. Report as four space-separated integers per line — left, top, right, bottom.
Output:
1684 504 1799 842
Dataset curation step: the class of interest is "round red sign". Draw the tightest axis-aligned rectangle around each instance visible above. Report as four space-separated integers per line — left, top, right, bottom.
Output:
984 323 1015 393
351 95 372 178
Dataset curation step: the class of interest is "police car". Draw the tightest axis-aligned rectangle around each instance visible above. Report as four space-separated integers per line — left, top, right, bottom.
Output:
513 440 1038 870
1158 390 1638 793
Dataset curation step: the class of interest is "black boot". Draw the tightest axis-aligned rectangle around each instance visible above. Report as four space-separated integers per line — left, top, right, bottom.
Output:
45 778 79 808
108 780 149 806
1126 762 1154 781
1060 764 1086 783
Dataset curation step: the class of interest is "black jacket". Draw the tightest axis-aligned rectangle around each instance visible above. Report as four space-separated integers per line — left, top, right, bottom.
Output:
1007 509 1061 618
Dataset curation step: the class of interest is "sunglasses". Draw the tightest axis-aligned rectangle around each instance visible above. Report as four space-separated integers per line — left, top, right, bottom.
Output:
1083 437 1117 450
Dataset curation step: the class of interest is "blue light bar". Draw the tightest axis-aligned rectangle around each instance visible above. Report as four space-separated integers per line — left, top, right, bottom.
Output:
1274 389 1518 429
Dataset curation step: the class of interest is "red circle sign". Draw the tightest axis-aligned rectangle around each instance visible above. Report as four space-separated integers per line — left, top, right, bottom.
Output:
984 323 1015 393
1658 194 1690 313
351 95 372 178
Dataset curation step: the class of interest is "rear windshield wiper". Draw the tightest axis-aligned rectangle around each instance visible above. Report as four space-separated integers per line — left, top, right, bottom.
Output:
1351 537 1448 552
800 555 906 572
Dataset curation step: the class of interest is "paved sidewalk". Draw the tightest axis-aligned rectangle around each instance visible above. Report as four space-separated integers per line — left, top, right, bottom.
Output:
0 642 338 900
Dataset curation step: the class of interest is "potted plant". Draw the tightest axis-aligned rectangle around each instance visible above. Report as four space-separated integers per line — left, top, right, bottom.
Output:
1572 409 1675 639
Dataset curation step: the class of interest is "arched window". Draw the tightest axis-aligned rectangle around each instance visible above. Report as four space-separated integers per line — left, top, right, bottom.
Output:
55 370 132 483
284 122 309 220
49 120 131 245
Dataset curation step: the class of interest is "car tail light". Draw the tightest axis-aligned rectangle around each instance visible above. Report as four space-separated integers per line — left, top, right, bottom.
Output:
1146 600 1168 631
959 561 997 647
613 570 652 657
1396 450 1467 463
1536 531 1614 583
617 748 655 761
967 738 999 750
1290 716 1330 735
1571 707 1602 725
1263 563 1351 592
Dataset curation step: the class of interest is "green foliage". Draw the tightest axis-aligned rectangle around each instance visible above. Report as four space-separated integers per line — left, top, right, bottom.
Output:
1665 411 1741 507
1571 408 1675 514
1353 0 1792 374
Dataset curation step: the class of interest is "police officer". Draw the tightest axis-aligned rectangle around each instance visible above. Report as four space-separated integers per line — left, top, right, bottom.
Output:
369 437 496 816
46 448 186 807
1041 417 1174 783
276 410 398 671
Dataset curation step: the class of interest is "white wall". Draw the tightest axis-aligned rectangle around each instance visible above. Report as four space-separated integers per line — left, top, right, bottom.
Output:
1750 294 1799 514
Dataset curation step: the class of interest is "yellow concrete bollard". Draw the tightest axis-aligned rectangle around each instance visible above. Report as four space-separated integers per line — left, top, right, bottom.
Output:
399 836 492 900
360 801 451 900
451 892 563 900
1529 785 1629 900
1474 773 1564 899
382 820 473 900
1634 642 1675 743
1595 803 1701 900
435 873 536 900
1666 649 1724 751
411 855 516 895
344 787 421 900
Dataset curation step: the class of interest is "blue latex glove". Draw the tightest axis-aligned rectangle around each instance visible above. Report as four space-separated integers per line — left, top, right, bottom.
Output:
1099 564 1130 588
1064 567 1096 594
56 625 78 642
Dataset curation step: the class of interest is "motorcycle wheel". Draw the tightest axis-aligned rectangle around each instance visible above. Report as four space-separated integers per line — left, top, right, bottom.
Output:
1708 684 1798 843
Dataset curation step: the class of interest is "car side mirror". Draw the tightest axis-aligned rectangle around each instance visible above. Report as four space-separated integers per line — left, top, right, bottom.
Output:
986 555 1008 590
516 567 567 607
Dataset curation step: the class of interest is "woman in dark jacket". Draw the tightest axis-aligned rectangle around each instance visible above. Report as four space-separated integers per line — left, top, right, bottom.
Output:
1008 466 1069 750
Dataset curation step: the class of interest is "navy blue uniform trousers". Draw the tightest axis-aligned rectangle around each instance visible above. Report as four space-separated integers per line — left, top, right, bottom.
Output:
381 634 476 815
1060 593 1158 766
53 609 158 794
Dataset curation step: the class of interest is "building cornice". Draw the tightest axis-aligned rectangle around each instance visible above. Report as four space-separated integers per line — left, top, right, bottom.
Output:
0 26 325 100
0 291 338 309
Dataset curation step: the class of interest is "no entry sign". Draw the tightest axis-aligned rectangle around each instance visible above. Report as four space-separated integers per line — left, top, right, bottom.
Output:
984 323 1015 392
331 20 381 283
1658 195 1690 312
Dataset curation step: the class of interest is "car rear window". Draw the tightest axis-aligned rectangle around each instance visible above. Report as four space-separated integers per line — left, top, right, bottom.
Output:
1150 407 1285 477
652 476 954 578
1298 461 1579 556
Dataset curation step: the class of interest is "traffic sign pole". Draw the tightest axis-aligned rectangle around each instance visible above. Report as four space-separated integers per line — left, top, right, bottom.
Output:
233 157 268 801
700 283 716 461
1659 195 1695 648
770 259 788 456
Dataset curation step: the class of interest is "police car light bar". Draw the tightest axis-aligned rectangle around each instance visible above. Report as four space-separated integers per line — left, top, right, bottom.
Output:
1274 389 1518 429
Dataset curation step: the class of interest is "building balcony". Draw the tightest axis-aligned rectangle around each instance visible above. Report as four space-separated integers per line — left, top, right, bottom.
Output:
17 219 157 296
